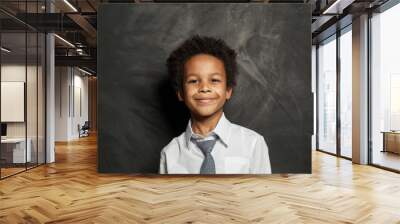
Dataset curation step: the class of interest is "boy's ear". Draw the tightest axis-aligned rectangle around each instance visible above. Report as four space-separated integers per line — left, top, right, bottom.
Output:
176 90 184 101
226 87 233 100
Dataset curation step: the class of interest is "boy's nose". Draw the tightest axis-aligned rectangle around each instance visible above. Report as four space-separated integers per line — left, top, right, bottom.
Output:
198 82 211 93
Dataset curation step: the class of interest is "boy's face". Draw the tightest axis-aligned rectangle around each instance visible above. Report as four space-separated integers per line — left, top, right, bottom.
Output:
177 54 232 119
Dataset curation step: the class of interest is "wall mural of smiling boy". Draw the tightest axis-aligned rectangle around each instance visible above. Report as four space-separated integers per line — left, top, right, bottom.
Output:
98 3 312 174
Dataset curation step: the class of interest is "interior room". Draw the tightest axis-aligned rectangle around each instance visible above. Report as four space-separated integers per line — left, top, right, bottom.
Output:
0 0 399 223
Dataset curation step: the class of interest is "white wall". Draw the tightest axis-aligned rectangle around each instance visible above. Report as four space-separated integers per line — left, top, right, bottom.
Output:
72 72 89 138
55 66 70 141
1 64 42 137
55 66 89 141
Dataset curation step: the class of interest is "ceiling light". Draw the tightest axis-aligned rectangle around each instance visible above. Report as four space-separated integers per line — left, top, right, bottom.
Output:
54 34 75 48
1 47 11 53
78 67 93 76
323 0 341 14
63 0 78 12
322 0 354 15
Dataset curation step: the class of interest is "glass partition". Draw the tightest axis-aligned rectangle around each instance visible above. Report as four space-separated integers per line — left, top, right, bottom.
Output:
27 30 38 169
0 1 46 179
1 30 28 177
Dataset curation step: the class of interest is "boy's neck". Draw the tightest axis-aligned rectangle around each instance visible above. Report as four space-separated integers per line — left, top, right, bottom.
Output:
191 110 223 137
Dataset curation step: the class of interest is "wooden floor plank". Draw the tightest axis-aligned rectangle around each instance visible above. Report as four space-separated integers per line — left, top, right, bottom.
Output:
1 134 400 223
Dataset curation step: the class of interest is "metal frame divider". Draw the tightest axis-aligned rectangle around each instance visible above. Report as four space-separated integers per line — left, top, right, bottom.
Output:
336 26 341 158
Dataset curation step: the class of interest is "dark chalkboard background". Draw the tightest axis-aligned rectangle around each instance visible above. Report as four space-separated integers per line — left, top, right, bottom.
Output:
98 3 312 174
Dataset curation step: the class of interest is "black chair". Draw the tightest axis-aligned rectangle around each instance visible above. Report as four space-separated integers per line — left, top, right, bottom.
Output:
78 121 90 138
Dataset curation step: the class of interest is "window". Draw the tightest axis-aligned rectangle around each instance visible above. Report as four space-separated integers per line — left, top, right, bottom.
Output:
339 27 352 158
370 3 400 171
318 35 337 154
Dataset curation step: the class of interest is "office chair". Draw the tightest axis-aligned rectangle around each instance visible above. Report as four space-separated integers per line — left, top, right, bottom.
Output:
79 121 90 138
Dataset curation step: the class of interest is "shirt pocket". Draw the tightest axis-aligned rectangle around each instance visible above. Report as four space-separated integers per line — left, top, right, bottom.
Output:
224 157 250 174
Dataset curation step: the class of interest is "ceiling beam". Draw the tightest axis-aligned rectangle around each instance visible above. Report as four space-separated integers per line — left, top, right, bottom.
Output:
55 55 96 72
67 13 97 46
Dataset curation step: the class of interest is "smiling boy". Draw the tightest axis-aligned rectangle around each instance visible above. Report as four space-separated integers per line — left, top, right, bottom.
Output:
159 35 271 174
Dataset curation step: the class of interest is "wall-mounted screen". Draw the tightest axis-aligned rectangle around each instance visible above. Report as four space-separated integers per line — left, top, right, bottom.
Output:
1 82 25 122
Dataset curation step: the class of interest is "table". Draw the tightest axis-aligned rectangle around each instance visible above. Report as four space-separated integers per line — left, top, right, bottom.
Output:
382 131 400 154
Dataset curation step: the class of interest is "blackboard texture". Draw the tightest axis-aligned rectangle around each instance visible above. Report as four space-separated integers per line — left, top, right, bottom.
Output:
98 3 312 174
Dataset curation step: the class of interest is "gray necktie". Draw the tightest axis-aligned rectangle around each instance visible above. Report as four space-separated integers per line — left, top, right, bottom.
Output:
193 138 217 174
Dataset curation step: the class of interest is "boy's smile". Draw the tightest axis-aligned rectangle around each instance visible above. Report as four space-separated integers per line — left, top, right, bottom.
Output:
177 54 232 120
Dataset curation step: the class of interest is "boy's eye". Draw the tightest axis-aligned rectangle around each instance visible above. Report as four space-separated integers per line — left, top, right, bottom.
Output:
212 79 221 83
187 79 198 84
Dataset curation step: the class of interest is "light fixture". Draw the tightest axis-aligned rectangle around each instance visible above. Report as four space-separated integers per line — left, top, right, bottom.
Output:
323 0 341 14
54 34 75 48
78 67 93 76
322 0 354 15
63 0 78 12
1 47 11 53
76 48 85 55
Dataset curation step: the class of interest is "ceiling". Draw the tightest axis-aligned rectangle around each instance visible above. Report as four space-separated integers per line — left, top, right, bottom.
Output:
0 0 391 74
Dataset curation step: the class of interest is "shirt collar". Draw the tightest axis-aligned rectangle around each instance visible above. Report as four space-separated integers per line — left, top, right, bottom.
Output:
185 113 231 149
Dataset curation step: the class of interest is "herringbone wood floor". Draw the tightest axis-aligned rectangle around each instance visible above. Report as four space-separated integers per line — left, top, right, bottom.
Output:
1 134 400 224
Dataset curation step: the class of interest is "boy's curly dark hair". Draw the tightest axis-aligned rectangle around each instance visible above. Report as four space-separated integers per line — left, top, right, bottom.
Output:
166 35 238 92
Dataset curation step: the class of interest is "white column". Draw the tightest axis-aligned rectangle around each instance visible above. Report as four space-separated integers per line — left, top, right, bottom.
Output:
352 14 369 164
46 1 55 163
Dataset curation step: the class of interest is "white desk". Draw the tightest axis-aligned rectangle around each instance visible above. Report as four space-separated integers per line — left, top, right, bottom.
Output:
1 138 31 163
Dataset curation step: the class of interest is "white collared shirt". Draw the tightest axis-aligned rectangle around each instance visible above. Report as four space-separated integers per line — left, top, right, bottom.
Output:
159 113 271 174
